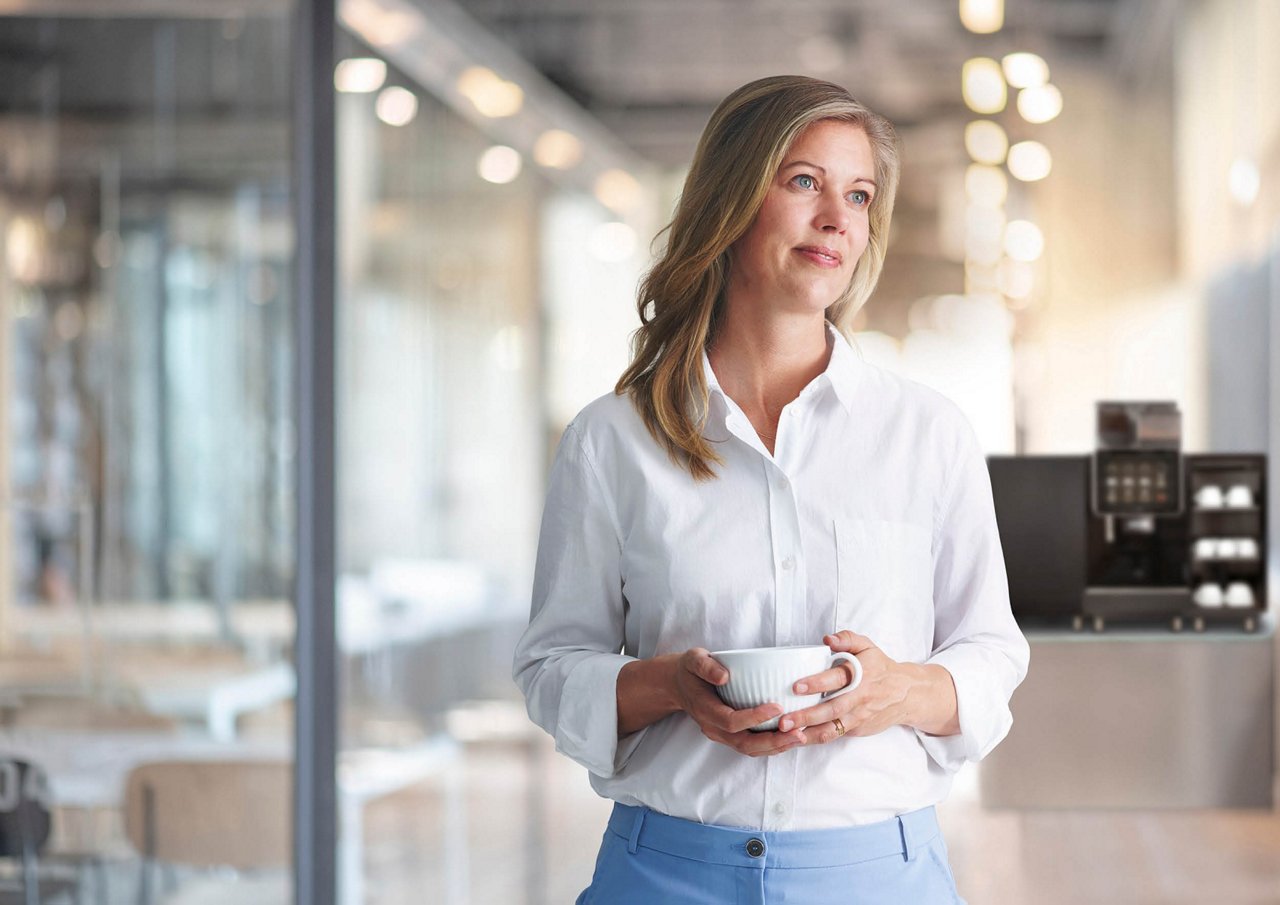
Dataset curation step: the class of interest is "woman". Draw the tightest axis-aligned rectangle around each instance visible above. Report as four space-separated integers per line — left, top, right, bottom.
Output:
513 75 1029 904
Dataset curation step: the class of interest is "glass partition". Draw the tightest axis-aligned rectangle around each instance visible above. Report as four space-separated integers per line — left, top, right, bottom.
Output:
331 15 653 897
0 10 296 902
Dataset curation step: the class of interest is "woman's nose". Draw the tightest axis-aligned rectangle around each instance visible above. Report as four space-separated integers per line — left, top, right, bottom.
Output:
815 192 850 233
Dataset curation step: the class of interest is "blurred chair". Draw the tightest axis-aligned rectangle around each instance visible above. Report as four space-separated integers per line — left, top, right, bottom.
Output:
0 757 84 905
123 760 290 905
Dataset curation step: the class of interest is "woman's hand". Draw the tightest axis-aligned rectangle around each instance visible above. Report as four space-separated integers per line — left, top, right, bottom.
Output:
674 648 809 757
774 631 916 744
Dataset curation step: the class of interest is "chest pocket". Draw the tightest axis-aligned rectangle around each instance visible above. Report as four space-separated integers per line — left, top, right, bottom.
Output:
835 519 935 663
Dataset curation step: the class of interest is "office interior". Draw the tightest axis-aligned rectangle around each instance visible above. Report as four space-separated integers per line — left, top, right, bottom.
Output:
0 0 1278 902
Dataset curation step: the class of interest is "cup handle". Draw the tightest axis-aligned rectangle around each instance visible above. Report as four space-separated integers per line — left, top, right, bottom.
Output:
822 652 863 700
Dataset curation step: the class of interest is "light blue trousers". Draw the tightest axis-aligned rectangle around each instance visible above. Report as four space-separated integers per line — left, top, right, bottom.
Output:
576 803 967 904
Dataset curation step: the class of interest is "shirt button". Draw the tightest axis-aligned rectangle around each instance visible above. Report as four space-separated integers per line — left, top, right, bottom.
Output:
781 556 795 571
746 838 766 858
779 477 790 490
773 802 786 815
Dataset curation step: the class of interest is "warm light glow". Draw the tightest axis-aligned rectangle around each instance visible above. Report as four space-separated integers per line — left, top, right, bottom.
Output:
477 145 522 184
960 0 1003 34
594 169 643 213
533 129 584 169
962 58 1007 114
999 258 1035 299
965 205 1005 266
1002 52 1049 89
1229 158 1260 206
456 66 524 118
964 120 1009 165
1004 220 1045 261
334 57 387 93
1007 141 1053 181
965 164 1008 207
1017 84 1063 124
375 86 418 126
588 222 637 262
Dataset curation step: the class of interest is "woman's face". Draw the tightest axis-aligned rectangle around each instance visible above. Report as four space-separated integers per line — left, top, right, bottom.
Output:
727 119 876 315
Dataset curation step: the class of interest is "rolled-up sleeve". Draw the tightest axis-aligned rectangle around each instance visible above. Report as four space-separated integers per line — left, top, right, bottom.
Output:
512 421 646 779
915 414 1030 774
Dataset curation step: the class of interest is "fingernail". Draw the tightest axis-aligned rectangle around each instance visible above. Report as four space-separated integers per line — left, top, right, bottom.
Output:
794 682 808 693
779 719 792 732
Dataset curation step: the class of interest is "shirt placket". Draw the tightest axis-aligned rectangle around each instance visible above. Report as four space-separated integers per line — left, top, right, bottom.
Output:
762 414 805 830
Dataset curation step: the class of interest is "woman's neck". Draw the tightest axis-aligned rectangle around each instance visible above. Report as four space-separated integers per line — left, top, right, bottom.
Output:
706 309 832 423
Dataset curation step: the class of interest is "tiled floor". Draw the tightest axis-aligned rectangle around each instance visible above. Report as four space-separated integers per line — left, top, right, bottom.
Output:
362 731 1280 904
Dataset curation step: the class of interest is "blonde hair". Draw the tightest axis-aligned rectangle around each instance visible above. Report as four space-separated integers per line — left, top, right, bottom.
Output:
615 75 901 481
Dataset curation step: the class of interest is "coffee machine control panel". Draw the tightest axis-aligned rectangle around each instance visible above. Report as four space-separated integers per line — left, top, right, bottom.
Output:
1093 449 1182 516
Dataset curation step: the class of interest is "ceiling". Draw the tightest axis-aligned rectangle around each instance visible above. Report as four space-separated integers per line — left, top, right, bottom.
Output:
449 0 1175 334
452 0 1167 167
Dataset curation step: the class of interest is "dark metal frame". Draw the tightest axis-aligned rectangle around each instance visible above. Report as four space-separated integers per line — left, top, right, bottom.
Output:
291 0 337 903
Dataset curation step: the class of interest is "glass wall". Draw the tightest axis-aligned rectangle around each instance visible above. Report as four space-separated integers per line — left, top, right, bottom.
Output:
330 11 653 899
1 10 296 902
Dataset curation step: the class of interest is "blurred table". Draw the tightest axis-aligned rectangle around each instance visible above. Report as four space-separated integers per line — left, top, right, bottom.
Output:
126 662 296 742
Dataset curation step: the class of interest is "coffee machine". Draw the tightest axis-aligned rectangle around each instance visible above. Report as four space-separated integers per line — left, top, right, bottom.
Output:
987 401 1267 633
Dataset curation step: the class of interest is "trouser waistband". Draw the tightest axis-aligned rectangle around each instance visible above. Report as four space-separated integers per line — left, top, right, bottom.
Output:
605 803 941 870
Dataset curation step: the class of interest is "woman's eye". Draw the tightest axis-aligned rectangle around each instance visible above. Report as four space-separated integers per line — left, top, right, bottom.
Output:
793 174 816 190
849 190 870 206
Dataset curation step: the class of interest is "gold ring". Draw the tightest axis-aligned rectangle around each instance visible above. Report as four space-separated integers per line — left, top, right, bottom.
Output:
833 717 846 737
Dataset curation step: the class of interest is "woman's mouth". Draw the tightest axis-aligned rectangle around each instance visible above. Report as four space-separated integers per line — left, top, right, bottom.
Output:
795 246 842 268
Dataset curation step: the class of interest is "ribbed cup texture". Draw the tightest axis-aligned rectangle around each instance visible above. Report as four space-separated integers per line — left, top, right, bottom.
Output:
716 668 817 732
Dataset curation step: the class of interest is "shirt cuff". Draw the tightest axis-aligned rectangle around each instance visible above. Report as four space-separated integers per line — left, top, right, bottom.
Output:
914 645 1014 774
554 652 647 779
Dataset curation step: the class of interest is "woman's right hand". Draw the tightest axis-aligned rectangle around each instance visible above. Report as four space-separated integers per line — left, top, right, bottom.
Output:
673 648 808 757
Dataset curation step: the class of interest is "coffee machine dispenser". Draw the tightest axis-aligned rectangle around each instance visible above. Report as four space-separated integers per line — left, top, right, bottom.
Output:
988 400 1267 633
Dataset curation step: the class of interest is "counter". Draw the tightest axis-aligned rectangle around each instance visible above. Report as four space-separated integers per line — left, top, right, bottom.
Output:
978 619 1276 809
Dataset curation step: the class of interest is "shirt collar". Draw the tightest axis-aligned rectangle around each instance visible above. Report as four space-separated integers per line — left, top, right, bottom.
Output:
700 320 862 420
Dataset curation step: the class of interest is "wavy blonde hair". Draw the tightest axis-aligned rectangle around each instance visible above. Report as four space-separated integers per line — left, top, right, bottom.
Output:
615 75 901 481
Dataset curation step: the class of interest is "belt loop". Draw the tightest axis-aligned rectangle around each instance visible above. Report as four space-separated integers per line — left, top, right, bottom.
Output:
627 807 647 854
898 814 916 862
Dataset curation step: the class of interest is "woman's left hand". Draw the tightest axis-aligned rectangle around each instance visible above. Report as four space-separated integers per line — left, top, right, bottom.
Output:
775 630 915 743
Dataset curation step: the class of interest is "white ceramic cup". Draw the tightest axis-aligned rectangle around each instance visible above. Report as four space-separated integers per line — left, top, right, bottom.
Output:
1237 538 1260 559
1225 485 1254 508
710 645 863 732
1225 582 1255 608
1217 538 1239 559
1194 485 1224 509
1193 538 1217 561
1193 583 1224 607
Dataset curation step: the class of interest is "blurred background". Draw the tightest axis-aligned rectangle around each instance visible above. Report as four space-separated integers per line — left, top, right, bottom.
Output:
0 0 1277 902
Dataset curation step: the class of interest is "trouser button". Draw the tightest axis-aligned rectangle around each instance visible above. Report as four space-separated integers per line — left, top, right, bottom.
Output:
746 838 765 858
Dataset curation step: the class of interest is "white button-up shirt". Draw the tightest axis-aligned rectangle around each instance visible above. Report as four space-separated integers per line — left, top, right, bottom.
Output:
513 322 1030 830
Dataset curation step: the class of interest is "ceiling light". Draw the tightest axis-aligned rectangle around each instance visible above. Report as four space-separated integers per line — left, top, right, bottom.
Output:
1004 220 1045 261
965 120 1009 165
962 58 1006 114
533 130 584 169
456 66 523 118
1017 84 1063 124
1002 52 1049 89
960 0 1003 34
964 164 1008 207
334 57 387 93
594 169 643 213
478 145 522 184
1007 141 1052 181
375 86 418 126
